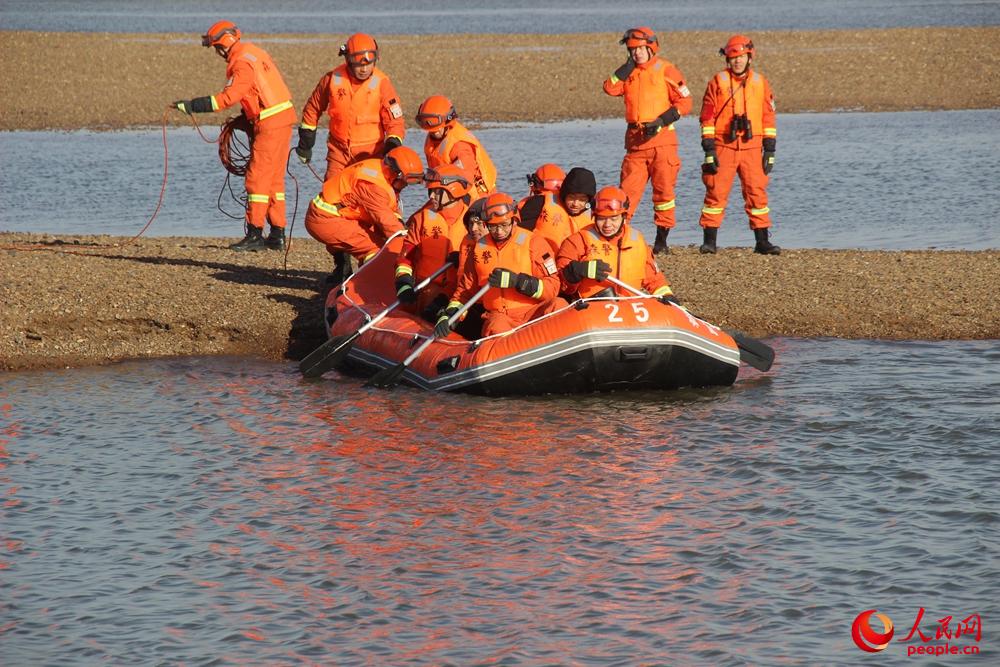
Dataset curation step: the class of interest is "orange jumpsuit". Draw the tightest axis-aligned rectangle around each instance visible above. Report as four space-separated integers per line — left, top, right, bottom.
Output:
304 159 403 262
603 56 692 229
395 202 467 314
300 64 405 182
557 224 673 298
525 193 575 254
209 41 296 232
698 68 777 230
451 228 563 336
424 122 498 196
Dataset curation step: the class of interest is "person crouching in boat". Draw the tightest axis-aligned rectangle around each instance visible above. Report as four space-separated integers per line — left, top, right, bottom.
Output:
517 163 565 235
557 186 679 303
434 193 566 339
304 145 425 285
394 165 473 322
416 95 498 197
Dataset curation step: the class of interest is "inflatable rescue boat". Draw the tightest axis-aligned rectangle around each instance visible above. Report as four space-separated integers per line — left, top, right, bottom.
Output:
307 236 763 395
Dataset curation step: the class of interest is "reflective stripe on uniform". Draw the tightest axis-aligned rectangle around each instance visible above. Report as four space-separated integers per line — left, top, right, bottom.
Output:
702 125 715 136
750 206 770 216
259 100 293 120
763 127 777 137
210 96 220 111
702 206 724 215
652 285 673 296
312 194 340 215
653 200 675 211
300 123 317 131
274 192 285 201
248 193 270 204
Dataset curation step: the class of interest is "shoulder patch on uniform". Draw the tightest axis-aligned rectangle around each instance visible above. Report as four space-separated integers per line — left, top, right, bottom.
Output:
388 98 403 119
226 77 233 87
770 98 777 111
678 84 691 98
542 252 557 276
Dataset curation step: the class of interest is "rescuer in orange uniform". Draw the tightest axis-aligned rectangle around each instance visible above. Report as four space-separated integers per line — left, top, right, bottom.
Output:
295 33 405 182
542 166 597 244
416 95 498 197
304 146 424 276
394 165 474 321
517 163 565 233
557 186 677 302
435 193 564 338
603 27 693 256
174 21 296 252
698 35 780 255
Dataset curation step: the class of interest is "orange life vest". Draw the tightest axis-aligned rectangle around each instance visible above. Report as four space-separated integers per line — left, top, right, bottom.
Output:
424 122 498 194
472 229 537 312
314 158 398 222
225 42 294 124
408 205 467 284
705 70 769 149
532 193 574 254
567 209 593 235
324 64 389 148
623 57 679 126
575 226 649 298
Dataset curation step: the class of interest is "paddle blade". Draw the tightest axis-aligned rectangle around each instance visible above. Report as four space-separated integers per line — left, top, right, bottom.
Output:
727 330 775 372
365 361 408 389
299 332 359 378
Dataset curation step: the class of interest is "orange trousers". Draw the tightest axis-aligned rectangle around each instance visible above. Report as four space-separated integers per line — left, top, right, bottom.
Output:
323 141 382 182
699 145 772 230
303 203 394 262
481 298 567 337
619 144 680 229
245 122 293 231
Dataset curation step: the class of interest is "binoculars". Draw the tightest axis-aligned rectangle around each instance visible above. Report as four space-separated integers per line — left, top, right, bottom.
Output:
728 114 753 142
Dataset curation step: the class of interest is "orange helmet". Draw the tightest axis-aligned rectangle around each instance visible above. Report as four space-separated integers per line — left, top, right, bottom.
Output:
593 186 630 218
425 164 472 200
202 21 241 49
416 95 457 131
481 192 518 225
720 34 754 59
619 26 659 55
384 146 424 185
526 163 565 194
339 33 379 66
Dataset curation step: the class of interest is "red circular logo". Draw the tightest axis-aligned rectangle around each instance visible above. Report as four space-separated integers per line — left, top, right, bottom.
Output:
852 609 895 652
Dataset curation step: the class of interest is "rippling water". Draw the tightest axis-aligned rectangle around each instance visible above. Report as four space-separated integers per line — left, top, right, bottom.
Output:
3 110 999 250
2 339 997 664
2 0 997 33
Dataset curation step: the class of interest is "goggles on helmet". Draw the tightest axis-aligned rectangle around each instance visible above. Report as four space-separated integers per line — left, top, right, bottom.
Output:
345 49 377 66
202 24 239 48
620 28 657 47
482 201 515 225
416 112 450 130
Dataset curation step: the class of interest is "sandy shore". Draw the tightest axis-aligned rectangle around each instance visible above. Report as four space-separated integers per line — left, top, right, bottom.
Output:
3 27 999 372
2 27 999 131
2 233 998 372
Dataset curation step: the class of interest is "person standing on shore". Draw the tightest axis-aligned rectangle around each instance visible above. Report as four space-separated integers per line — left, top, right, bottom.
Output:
603 27 693 256
303 146 425 277
295 33 406 283
416 95 498 197
697 34 780 255
173 21 296 252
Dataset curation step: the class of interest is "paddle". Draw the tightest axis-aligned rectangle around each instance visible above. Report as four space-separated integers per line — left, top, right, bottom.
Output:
605 275 775 372
366 283 491 390
299 261 456 378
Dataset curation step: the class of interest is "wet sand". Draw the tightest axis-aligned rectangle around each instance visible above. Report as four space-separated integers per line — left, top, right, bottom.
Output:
2 27 999 371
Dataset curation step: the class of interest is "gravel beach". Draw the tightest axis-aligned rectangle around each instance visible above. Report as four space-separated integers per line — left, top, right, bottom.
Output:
2 27 998 371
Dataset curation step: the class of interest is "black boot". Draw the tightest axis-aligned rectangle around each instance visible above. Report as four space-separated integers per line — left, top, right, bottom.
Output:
652 227 669 256
230 225 265 252
325 252 355 286
699 227 718 254
753 228 781 255
264 227 285 251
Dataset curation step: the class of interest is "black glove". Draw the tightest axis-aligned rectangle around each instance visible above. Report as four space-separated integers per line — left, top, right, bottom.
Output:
173 100 191 114
613 59 636 82
434 305 460 338
446 251 460 266
296 127 316 164
514 273 541 298
383 135 403 152
488 267 517 289
645 107 680 138
564 259 612 283
659 293 681 306
701 138 720 175
762 137 776 175
421 292 449 323
394 273 416 303
175 97 212 114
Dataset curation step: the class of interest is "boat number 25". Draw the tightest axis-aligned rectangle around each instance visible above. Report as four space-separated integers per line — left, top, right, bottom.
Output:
604 302 650 323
